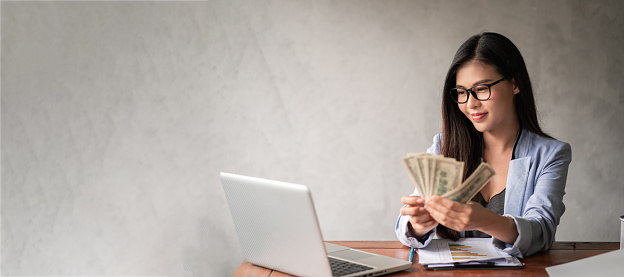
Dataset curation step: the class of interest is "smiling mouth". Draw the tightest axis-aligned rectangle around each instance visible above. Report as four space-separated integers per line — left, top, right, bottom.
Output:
471 113 487 121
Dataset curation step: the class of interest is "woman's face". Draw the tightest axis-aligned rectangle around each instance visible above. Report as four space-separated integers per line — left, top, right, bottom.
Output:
455 60 519 134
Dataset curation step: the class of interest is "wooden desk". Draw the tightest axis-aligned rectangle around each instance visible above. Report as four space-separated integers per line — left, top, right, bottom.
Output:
232 241 619 276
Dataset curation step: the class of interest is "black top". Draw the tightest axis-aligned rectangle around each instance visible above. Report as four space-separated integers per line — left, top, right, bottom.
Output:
465 189 506 238
464 128 519 238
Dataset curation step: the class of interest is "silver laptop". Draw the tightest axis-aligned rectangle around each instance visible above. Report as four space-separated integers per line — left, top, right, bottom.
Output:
221 172 412 277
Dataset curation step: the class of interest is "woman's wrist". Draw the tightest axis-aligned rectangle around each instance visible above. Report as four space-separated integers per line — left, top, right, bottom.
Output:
407 222 420 238
480 214 518 244
408 222 433 240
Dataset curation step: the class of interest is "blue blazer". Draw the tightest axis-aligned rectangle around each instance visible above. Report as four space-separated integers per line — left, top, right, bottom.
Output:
395 128 572 257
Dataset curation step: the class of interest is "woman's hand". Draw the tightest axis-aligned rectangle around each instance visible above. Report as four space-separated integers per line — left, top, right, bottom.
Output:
400 196 438 238
424 195 519 244
424 195 490 231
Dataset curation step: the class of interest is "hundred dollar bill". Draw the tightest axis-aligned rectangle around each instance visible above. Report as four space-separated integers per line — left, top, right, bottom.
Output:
427 155 438 199
415 153 443 199
449 158 464 193
416 155 431 199
431 157 464 197
427 155 449 199
441 163 495 203
402 156 427 197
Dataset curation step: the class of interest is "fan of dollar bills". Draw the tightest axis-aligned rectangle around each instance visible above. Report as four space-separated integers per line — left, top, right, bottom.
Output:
401 153 496 203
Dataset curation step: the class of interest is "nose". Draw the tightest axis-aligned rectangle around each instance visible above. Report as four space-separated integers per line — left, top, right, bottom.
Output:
465 91 481 109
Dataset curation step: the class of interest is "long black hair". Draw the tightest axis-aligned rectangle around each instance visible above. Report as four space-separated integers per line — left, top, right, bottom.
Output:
437 32 551 240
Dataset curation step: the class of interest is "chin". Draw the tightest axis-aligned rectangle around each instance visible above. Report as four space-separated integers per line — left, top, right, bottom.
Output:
471 123 489 133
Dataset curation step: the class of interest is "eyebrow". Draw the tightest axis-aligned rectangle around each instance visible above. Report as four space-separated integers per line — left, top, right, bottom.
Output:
455 79 494 89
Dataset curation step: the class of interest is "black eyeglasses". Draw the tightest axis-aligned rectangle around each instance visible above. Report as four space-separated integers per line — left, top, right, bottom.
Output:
450 77 509 104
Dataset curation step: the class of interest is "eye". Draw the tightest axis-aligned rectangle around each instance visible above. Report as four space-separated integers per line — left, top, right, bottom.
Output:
476 86 488 92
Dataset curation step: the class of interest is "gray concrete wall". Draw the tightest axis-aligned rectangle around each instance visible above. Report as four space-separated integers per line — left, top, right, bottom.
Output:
2 1 623 276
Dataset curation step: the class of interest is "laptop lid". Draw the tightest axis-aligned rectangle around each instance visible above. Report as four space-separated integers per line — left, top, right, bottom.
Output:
221 172 412 277
221 172 332 276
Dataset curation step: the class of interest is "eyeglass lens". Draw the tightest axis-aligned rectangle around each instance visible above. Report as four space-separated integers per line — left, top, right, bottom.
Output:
453 85 490 103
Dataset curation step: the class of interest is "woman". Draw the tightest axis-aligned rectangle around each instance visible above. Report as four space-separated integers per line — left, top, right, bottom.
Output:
395 32 572 258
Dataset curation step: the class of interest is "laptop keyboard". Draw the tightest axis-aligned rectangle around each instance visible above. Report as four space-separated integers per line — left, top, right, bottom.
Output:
328 257 373 276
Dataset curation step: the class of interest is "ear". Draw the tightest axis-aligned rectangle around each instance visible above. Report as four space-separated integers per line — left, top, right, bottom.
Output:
512 78 520 95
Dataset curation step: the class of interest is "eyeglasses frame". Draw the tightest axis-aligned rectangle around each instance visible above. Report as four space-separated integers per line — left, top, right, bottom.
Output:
450 77 509 104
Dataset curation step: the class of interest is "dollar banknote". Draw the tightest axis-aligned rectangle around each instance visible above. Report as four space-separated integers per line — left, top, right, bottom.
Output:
431 157 464 197
401 156 426 200
441 163 495 203
405 153 442 199
402 153 494 203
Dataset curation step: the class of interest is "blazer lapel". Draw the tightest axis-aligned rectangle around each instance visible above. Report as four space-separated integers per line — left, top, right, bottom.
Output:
504 157 531 216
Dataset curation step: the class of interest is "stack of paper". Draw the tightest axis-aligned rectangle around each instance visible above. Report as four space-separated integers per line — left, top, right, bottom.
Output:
418 238 523 270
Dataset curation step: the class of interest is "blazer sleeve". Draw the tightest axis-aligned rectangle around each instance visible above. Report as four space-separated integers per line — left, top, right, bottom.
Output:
395 133 442 248
496 142 572 257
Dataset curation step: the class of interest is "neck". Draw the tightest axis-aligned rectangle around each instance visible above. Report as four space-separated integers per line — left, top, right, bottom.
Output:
483 120 520 154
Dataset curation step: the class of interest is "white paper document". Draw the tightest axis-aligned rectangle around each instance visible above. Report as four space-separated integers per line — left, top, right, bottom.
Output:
418 238 514 264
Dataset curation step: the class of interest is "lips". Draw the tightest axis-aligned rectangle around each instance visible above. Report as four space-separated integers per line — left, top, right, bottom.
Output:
471 112 487 121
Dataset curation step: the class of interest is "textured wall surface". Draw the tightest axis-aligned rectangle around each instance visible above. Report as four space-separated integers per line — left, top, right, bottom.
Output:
2 1 623 276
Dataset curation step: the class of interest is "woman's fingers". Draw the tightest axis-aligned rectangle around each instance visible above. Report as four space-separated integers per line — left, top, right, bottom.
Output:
400 195 439 236
418 218 438 229
401 206 435 225
408 212 438 236
400 206 427 216
425 196 457 216
401 195 424 206
425 196 471 231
